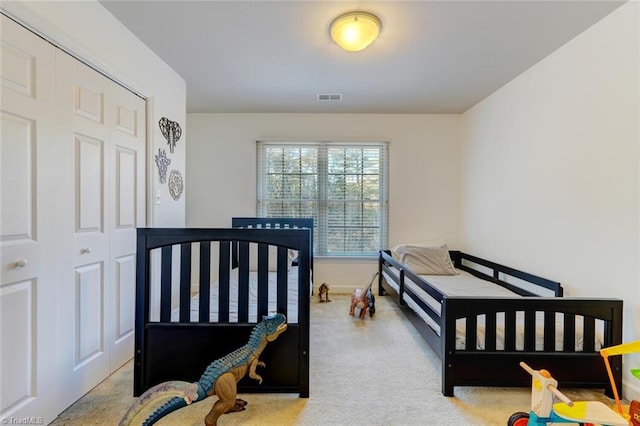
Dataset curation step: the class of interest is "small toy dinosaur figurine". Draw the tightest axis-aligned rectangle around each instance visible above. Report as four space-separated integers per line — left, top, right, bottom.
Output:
119 313 287 426
318 282 332 303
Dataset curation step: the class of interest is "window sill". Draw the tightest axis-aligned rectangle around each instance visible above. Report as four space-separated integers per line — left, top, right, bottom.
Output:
314 256 377 264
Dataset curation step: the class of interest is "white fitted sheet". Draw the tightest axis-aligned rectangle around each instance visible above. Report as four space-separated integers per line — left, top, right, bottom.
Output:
382 270 604 350
171 267 309 324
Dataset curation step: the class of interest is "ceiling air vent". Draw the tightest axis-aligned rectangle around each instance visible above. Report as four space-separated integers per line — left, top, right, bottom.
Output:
317 93 343 101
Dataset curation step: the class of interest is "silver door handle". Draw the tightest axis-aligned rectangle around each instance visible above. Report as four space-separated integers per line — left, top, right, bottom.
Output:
80 248 92 254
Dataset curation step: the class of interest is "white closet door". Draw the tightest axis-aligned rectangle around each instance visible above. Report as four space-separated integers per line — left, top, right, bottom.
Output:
0 15 60 424
109 79 145 371
55 50 146 408
56 51 113 408
2 13 146 421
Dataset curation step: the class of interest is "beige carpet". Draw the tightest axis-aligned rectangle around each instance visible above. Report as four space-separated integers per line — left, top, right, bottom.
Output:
50 294 617 425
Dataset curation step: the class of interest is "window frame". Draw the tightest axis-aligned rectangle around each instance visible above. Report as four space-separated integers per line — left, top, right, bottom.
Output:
256 140 389 258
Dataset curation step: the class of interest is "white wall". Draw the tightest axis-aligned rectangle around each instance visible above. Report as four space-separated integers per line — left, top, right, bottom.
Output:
461 1 639 399
186 113 462 292
2 1 187 227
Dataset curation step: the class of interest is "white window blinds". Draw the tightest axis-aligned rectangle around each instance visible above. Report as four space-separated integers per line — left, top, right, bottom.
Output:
257 141 388 257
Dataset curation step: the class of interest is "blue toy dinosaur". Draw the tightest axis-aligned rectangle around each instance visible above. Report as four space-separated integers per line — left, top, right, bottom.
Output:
119 313 288 426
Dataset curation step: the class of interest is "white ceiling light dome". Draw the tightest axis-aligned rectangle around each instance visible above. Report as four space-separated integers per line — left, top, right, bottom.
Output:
330 11 382 52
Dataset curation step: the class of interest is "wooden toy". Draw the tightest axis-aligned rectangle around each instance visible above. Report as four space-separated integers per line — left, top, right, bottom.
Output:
601 339 640 422
509 339 640 425
508 361 627 426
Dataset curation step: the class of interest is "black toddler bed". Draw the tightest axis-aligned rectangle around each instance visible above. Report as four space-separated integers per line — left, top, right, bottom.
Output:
379 249 623 397
133 217 313 398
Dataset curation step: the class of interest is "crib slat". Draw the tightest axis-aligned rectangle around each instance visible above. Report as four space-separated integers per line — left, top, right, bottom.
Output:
160 246 172 323
257 244 269 319
504 311 516 351
524 311 535 351
543 311 556 351
218 241 230 322
199 242 211 323
277 247 288 318
179 244 191 323
564 313 576 352
465 316 477 351
238 242 249 322
485 312 496 351
583 316 595 352
231 240 238 269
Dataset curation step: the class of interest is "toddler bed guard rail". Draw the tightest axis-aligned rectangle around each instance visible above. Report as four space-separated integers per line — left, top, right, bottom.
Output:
379 249 623 397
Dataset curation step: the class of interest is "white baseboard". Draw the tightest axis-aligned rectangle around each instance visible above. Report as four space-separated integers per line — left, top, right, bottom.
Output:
323 284 359 295
623 379 640 402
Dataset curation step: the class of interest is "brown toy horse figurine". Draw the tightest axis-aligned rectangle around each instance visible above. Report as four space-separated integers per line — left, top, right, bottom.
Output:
349 273 377 319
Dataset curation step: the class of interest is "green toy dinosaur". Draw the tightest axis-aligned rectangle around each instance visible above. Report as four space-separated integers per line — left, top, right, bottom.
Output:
119 313 288 426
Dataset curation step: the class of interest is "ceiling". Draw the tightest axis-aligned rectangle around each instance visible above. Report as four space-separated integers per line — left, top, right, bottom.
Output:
99 0 626 114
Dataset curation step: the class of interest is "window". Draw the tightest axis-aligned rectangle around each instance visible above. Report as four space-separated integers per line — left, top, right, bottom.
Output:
257 141 388 257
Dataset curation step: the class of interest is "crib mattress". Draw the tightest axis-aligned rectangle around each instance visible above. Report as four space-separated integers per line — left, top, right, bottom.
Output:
170 267 309 324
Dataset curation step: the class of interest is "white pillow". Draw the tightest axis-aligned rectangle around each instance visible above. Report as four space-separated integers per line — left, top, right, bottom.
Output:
288 249 298 266
391 241 458 276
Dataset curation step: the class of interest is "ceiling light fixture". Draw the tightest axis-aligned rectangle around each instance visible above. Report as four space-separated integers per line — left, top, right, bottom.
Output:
329 11 381 52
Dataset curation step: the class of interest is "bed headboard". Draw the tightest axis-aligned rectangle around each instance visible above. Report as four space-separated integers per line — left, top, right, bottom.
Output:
232 217 314 269
232 217 313 239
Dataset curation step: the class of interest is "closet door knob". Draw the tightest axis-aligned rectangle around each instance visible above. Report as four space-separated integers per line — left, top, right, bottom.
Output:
80 247 92 254
13 259 28 268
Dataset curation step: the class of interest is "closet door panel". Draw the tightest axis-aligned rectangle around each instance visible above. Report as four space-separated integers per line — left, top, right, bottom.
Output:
0 113 35 240
114 255 135 343
1 37 35 97
74 262 104 368
115 147 136 228
75 134 105 232
0 15 59 425
109 83 145 370
56 51 111 408
75 81 104 123
0 280 35 416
